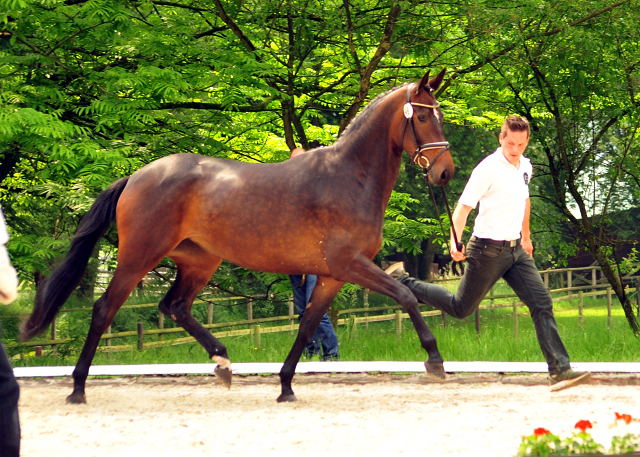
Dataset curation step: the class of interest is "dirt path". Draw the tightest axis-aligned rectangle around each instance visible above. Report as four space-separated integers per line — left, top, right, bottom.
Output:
17 373 640 456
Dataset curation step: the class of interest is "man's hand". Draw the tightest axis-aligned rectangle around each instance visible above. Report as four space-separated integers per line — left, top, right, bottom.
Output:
450 203 472 263
451 241 466 262
521 198 533 257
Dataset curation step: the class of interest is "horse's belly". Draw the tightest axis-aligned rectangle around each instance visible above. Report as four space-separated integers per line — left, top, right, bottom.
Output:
190 228 331 276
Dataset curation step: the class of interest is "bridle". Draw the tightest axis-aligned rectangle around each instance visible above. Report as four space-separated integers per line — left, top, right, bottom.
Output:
401 84 466 276
402 84 450 171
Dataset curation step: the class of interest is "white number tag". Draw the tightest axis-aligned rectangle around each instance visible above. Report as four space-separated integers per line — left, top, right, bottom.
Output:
403 103 413 119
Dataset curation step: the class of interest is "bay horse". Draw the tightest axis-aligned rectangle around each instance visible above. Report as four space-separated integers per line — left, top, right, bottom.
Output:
21 69 454 403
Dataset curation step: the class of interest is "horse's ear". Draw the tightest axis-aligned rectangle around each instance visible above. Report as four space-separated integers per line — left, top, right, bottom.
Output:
417 70 431 94
427 68 447 93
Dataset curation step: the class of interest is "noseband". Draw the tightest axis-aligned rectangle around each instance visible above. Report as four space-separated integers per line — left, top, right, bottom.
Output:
401 84 466 276
402 84 450 172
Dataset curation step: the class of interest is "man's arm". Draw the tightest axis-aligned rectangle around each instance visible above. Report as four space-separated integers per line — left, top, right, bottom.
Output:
521 198 533 256
450 202 473 262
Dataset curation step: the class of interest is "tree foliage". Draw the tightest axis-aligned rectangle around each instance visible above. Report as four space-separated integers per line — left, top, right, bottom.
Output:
2 0 640 331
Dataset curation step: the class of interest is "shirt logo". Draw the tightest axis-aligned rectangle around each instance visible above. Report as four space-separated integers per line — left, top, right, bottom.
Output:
523 172 529 185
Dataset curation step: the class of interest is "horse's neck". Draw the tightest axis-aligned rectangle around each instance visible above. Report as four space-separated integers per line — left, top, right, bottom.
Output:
335 95 404 207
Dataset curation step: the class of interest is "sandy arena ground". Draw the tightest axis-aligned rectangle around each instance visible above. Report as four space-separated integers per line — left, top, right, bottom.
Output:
17 373 640 456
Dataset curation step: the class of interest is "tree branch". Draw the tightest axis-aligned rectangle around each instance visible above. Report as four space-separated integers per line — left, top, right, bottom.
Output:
437 1 631 97
338 4 401 135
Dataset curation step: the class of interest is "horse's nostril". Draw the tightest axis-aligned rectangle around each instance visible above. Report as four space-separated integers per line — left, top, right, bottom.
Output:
440 168 449 182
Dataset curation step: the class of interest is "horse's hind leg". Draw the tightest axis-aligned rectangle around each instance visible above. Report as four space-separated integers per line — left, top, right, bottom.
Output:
159 252 231 386
278 276 344 402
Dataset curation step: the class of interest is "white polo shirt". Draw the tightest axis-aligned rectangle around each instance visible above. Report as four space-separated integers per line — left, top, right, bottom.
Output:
0 209 8 245
458 148 532 241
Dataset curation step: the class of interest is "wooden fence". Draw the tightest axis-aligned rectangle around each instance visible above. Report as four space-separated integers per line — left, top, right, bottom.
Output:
3 265 638 357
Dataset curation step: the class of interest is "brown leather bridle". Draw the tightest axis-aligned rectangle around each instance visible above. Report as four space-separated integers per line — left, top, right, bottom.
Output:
401 84 466 276
402 84 450 171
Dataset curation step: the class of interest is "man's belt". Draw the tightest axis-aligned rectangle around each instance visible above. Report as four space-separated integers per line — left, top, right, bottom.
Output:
470 236 519 248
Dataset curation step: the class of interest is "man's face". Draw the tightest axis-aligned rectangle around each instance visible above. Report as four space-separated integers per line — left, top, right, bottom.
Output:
499 129 529 166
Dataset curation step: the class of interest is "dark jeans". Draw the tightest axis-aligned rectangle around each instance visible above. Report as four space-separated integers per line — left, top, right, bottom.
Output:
289 274 339 360
0 342 20 457
398 238 570 374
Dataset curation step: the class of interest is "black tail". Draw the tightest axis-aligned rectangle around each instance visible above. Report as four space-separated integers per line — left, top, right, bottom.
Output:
20 177 130 341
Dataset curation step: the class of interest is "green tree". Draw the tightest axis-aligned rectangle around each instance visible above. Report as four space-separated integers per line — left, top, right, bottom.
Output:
4 0 640 336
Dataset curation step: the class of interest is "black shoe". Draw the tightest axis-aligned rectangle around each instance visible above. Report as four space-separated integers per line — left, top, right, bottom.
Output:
549 369 591 392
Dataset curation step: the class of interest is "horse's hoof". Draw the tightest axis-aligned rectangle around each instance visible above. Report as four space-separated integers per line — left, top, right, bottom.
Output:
65 393 87 404
424 361 447 382
214 365 232 389
277 394 298 403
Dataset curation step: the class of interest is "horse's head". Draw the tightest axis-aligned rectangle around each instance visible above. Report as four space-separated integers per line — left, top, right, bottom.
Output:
399 69 454 187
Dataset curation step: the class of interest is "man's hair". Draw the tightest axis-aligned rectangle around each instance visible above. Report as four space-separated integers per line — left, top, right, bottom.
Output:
501 115 530 138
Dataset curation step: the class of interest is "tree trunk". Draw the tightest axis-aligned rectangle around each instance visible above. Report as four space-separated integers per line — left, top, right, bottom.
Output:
419 238 437 281
594 250 639 335
402 251 419 280
329 301 339 331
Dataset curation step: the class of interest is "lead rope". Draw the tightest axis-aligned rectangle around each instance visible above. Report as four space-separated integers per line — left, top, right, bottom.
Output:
424 169 465 276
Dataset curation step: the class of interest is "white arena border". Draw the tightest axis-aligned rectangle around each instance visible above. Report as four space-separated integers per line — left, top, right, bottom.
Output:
13 361 640 378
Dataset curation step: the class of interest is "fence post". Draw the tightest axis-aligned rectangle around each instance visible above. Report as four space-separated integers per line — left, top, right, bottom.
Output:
489 287 494 307
591 267 597 294
396 310 402 340
348 314 356 339
607 288 612 328
158 313 164 340
51 317 57 355
247 298 253 329
208 302 214 325
364 288 369 329
288 296 294 336
441 310 447 328
475 308 480 335
578 291 584 329
513 300 518 338
567 270 572 304
253 325 261 349
544 271 549 289
105 325 112 358
137 322 144 351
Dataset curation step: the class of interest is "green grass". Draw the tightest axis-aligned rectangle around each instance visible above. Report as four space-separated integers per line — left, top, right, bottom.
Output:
9 296 640 367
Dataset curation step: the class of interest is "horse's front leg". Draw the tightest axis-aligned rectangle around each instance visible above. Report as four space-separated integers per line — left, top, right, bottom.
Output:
278 277 344 402
333 255 445 380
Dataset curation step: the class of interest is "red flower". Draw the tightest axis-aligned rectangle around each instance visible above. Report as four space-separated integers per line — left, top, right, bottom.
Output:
534 428 551 437
615 412 633 424
575 420 593 432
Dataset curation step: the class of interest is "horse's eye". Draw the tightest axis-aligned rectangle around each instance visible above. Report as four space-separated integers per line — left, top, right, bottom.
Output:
417 115 428 123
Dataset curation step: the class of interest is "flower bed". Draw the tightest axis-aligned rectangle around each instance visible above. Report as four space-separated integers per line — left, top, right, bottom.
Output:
518 413 640 456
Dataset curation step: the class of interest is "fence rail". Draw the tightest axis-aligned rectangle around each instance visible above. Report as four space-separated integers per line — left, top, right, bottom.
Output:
3 265 637 357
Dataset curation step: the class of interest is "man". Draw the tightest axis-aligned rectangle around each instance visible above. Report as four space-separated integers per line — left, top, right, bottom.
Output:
0 207 20 457
288 148 339 361
289 274 339 360
387 116 590 390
